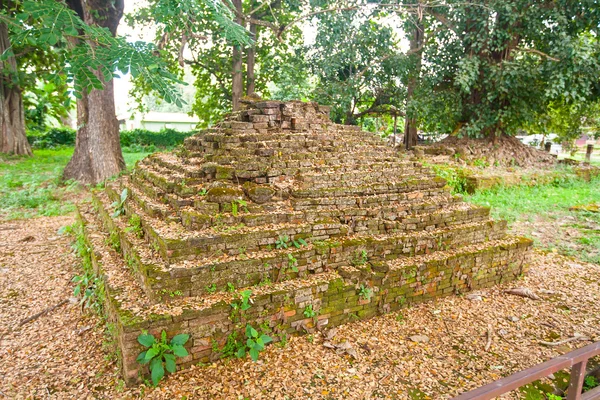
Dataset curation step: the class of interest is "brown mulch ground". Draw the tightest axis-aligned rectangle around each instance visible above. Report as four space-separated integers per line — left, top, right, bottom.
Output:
1 215 599 399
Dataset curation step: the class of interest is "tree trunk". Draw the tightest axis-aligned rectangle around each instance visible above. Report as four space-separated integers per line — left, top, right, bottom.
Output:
404 13 424 150
231 0 243 110
246 23 257 96
0 21 32 156
63 0 125 184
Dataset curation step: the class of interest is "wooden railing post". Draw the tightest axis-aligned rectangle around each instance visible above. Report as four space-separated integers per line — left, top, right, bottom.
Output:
567 360 588 400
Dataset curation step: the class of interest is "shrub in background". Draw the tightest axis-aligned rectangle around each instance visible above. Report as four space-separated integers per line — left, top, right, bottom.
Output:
28 127 196 150
27 127 76 149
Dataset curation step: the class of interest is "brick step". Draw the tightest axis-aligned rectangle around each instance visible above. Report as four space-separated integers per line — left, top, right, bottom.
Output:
291 176 448 198
200 146 399 160
79 202 531 385
184 129 386 148
125 217 507 300
178 197 483 236
291 190 455 211
102 185 350 263
296 170 437 190
125 177 175 220
338 236 533 299
209 138 390 153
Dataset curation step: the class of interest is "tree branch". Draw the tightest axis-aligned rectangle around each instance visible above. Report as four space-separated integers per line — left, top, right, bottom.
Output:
515 47 560 62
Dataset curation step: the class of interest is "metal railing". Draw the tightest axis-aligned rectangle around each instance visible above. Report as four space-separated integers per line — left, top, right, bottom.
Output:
452 342 600 400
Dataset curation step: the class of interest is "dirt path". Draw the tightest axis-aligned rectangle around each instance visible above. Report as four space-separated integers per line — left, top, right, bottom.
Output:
1 215 599 399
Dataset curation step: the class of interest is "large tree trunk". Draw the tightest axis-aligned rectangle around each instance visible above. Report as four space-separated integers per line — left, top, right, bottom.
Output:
0 21 32 156
63 0 125 184
231 0 243 110
246 23 257 96
403 13 424 150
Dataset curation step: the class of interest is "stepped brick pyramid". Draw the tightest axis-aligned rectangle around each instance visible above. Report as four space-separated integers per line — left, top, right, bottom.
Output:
78 100 532 383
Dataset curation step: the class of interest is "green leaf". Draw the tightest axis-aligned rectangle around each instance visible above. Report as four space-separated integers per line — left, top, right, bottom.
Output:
164 355 176 373
138 333 155 347
236 347 246 358
150 358 164 386
246 338 255 348
145 348 159 360
171 344 188 357
259 334 273 345
246 325 258 338
136 351 147 364
120 188 128 203
249 348 259 361
161 330 167 344
170 334 189 346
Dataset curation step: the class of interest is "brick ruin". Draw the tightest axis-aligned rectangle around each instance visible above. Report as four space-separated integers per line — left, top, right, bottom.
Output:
77 100 533 384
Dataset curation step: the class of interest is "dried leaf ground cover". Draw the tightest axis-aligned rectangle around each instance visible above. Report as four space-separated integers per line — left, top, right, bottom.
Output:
1 212 599 399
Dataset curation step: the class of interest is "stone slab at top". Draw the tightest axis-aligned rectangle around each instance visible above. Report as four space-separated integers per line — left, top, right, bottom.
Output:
226 99 332 129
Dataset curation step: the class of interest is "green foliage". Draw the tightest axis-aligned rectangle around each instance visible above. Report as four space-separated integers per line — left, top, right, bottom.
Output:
358 284 373 301
303 305 317 318
136 330 190 386
429 164 468 194
412 0 600 138
230 289 252 313
307 6 406 125
205 283 217 294
129 0 303 125
125 214 144 238
110 189 128 218
350 249 369 266
231 199 247 217
275 235 307 250
584 376 598 391
119 128 196 151
467 173 600 264
236 324 273 361
72 272 104 313
287 253 298 273
27 128 76 149
2 0 184 105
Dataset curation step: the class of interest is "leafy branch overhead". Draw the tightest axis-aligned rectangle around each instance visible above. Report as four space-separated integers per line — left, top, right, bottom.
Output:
1 0 185 106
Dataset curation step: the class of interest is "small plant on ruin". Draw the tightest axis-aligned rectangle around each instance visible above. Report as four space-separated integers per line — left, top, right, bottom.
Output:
358 284 373 301
350 249 368 266
287 253 298 272
111 188 128 218
275 235 291 249
136 330 189 386
72 271 104 313
231 289 253 312
231 199 248 217
258 276 272 287
125 214 144 238
226 282 236 292
303 304 317 318
198 188 208 196
237 324 272 361
292 236 308 248
205 283 217 294
107 231 121 252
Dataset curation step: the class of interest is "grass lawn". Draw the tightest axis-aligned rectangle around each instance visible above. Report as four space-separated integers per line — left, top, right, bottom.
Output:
0 148 150 220
466 175 600 264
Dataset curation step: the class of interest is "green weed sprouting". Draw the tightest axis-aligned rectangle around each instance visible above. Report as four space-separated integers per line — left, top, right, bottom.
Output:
111 188 128 217
236 324 273 361
136 330 190 386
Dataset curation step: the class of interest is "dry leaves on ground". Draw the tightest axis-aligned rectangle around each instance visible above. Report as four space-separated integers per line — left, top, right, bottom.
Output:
0 216 599 399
